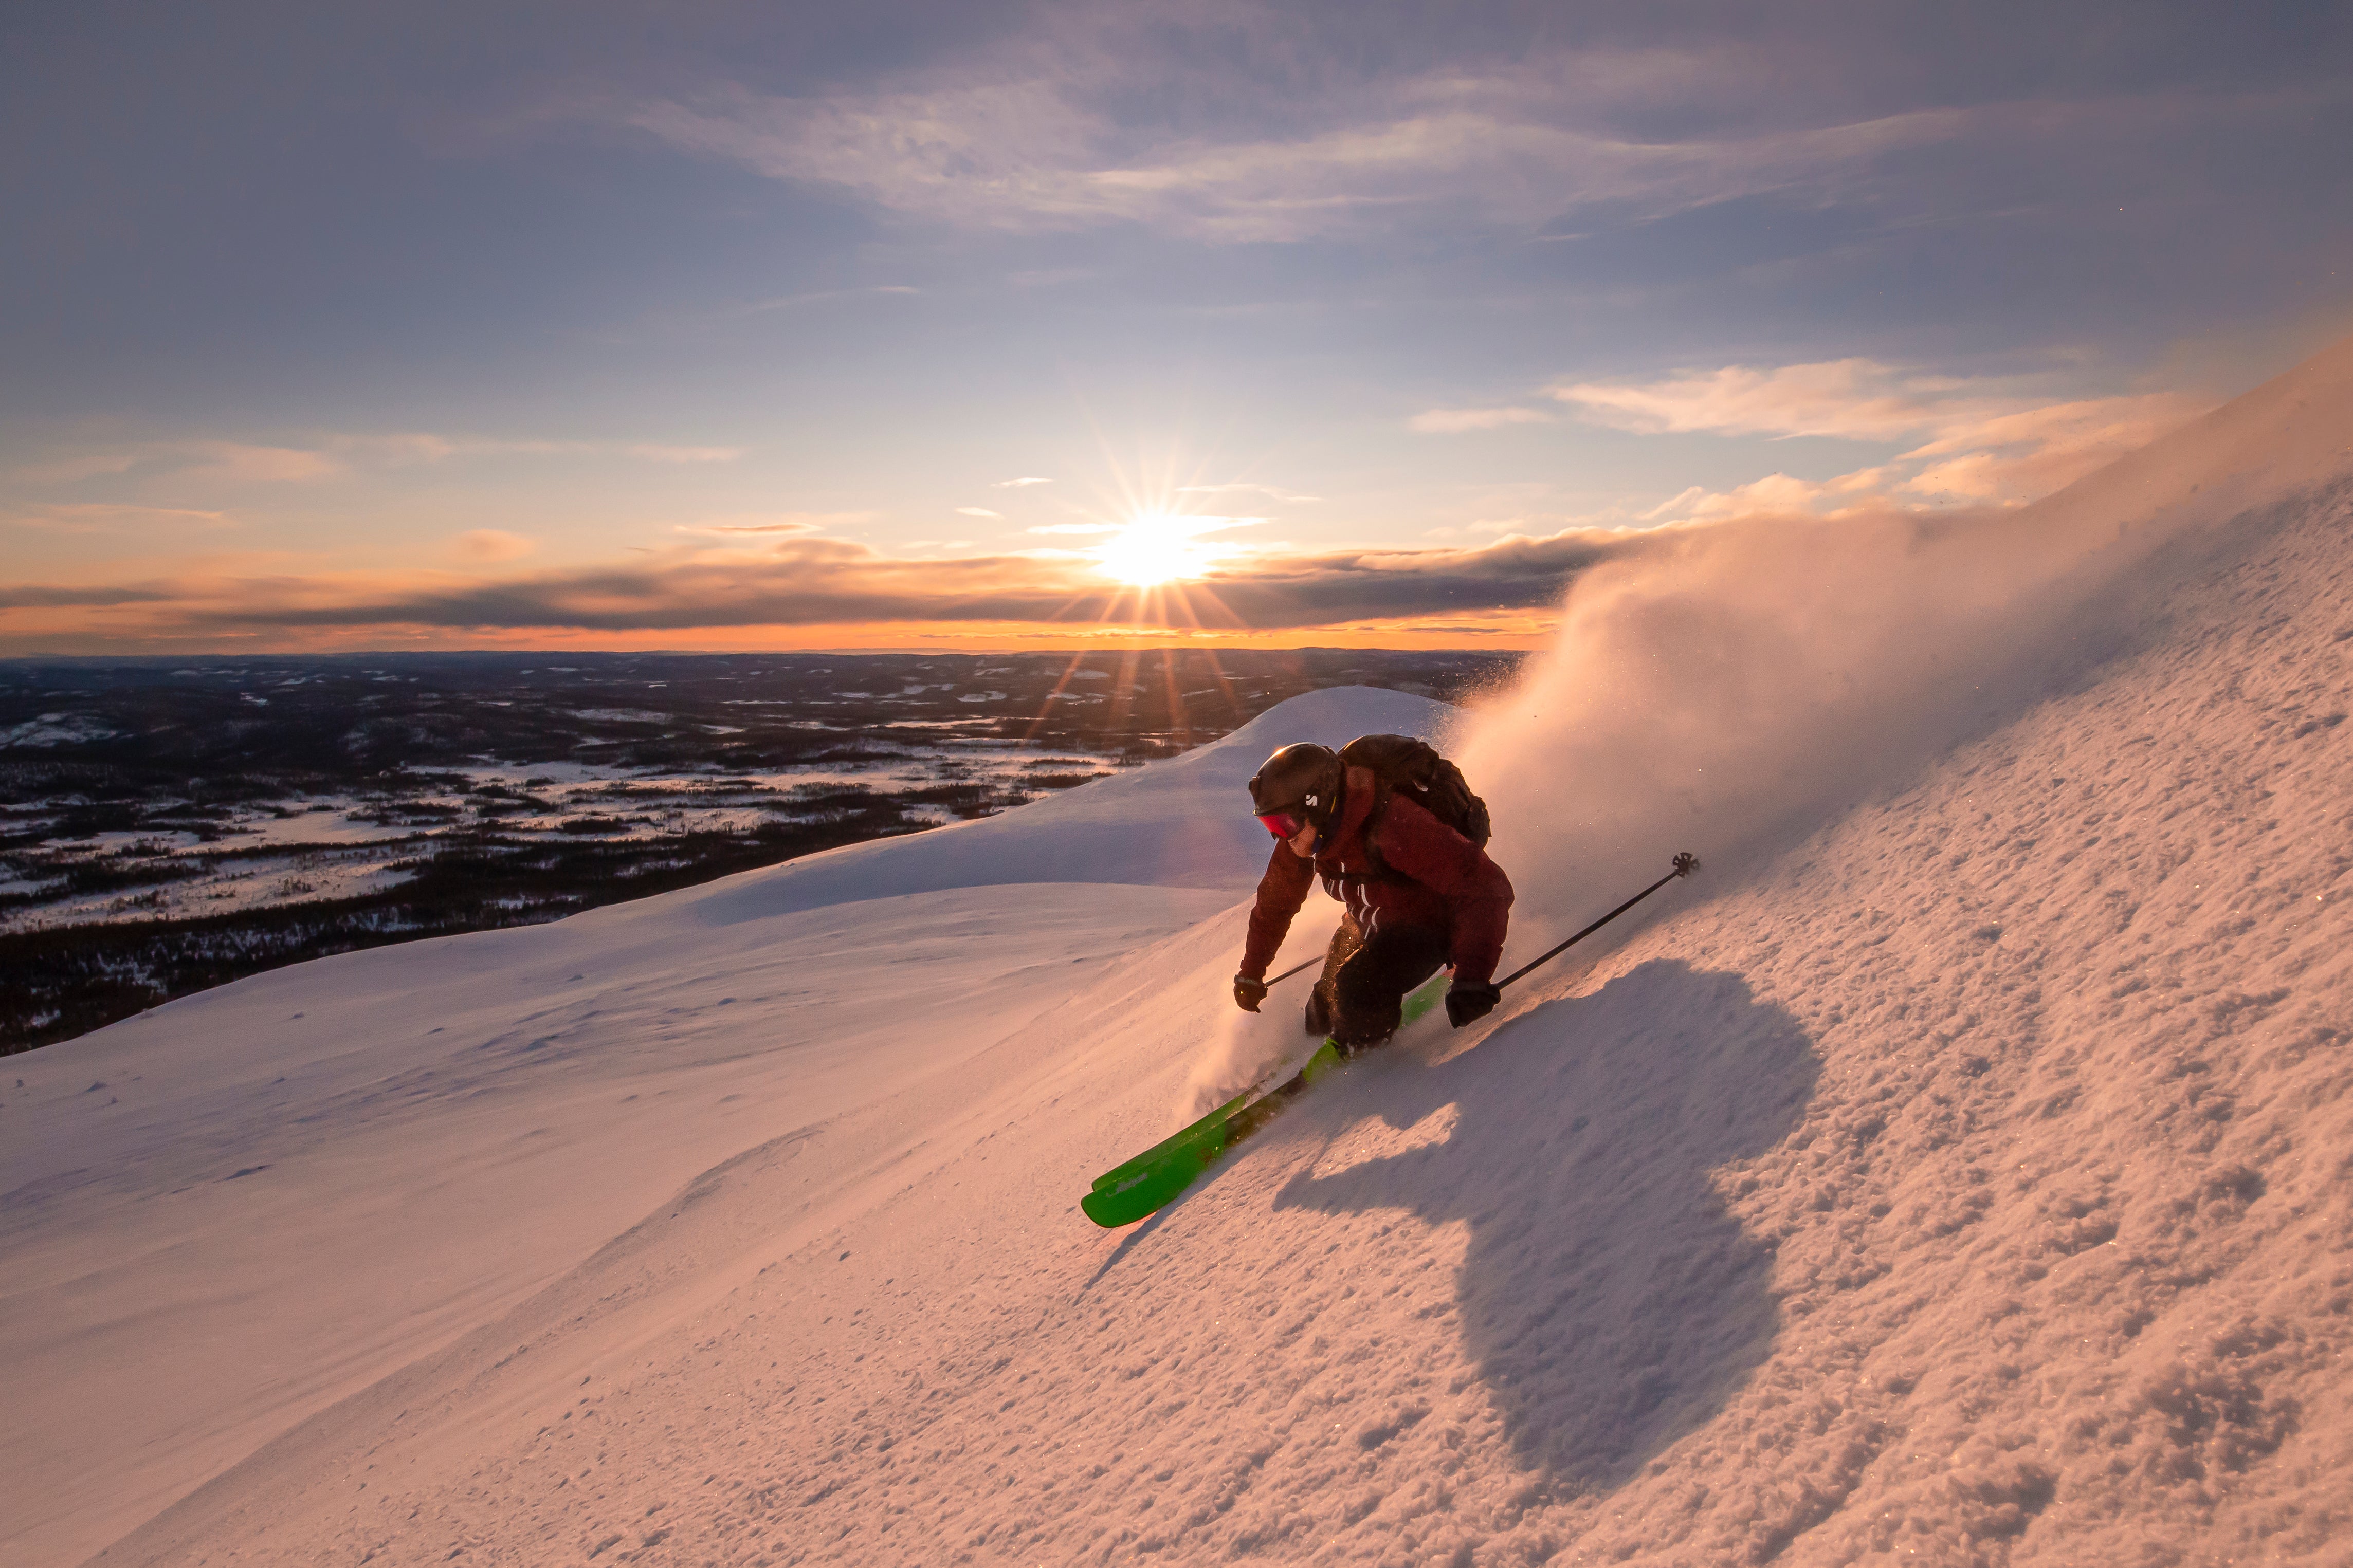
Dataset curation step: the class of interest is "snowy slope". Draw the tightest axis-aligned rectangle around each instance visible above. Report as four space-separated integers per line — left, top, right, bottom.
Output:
11 338 2353 1568
0 684 1444 1568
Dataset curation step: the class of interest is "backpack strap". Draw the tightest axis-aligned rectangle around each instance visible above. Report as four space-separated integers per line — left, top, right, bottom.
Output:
1343 780 1413 887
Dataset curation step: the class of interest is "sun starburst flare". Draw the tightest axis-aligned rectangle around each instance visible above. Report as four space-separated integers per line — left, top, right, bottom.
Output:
1090 511 1243 586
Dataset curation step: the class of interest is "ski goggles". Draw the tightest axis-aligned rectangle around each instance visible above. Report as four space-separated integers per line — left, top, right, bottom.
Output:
1256 809 1308 839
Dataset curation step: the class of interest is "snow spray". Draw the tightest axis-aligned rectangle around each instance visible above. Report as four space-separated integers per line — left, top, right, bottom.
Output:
1177 902 1346 1122
1452 352 2353 952
1176 1002 1317 1123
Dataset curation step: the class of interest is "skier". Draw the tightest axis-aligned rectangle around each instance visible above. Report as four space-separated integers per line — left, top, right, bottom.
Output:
1233 740 1513 1050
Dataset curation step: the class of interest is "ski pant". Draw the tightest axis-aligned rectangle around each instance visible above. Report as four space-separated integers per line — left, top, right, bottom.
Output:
1309 915 1450 1050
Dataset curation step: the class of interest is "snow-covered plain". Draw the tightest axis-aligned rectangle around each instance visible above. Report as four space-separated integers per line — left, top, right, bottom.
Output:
6 339 2352 1567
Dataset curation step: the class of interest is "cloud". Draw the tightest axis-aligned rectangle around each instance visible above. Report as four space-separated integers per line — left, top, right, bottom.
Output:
630 88 1929 241
955 506 1005 519
1384 359 2208 529
1551 359 2210 514
0 584 174 608
344 434 743 466
597 9 2008 244
1410 406 1556 434
622 54 1982 243
1553 360 1947 440
994 476 1054 487
449 529 537 562
5 526 1662 642
5 502 232 533
13 433 745 492
175 443 346 484
669 512 869 537
598 4 2353 250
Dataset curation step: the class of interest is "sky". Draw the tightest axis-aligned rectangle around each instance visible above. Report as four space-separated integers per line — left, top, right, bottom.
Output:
4 0 2349 654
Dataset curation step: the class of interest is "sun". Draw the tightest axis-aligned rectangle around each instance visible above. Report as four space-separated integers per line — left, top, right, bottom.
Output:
1092 513 1214 586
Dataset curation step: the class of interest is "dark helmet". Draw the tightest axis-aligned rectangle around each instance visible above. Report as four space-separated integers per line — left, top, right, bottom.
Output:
1249 742 1344 827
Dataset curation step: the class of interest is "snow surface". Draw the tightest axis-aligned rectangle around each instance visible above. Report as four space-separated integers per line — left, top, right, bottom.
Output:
4 338 2351 1567
0 686 1443 1567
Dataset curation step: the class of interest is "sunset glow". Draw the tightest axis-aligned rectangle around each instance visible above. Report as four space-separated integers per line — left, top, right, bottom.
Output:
3 6 2338 660
1091 514 1220 587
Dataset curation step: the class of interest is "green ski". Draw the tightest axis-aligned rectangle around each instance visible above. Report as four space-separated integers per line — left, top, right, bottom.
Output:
1081 855 1699 1229
1081 971 1449 1228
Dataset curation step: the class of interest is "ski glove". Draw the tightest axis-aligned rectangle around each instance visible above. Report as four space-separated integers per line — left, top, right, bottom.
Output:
1233 973 1269 1012
1445 980 1501 1028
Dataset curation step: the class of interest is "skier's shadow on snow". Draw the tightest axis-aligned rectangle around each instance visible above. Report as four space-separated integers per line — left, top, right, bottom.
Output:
1272 958 1817 1493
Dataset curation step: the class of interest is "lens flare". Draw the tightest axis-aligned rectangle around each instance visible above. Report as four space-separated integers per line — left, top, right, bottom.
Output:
1092 513 1217 586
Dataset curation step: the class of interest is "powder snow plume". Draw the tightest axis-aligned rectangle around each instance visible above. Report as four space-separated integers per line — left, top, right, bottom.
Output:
1456 339 2353 941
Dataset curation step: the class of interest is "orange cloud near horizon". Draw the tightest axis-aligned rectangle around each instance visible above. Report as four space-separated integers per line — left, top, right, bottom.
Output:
0 616 1566 658
0 524 1656 656
4 357 2223 659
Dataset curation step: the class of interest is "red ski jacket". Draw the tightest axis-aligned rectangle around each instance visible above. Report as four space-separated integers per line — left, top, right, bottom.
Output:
1241 764 1514 986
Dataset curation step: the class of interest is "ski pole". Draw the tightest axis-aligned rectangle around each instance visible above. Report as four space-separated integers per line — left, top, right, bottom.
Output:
1265 954 1320 986
1494 852 1699 991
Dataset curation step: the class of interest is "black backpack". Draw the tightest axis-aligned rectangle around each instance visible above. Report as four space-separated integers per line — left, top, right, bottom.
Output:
1338 733 1492 857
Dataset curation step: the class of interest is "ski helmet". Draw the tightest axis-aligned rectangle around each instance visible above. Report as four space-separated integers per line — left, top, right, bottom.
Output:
1249 742 1344 833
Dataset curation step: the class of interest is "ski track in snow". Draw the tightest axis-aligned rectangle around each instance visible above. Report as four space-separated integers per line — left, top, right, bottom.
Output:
7 341 2353 1567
